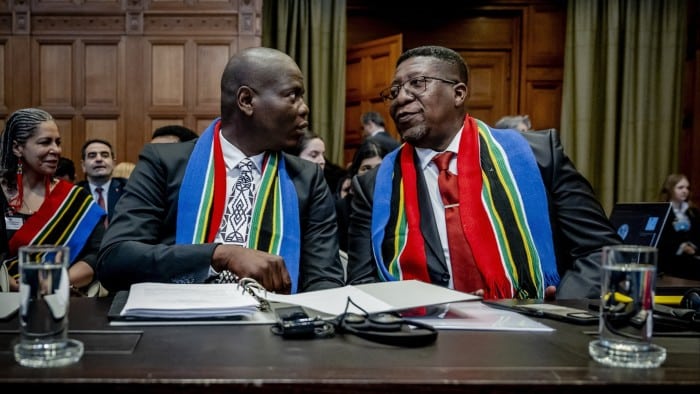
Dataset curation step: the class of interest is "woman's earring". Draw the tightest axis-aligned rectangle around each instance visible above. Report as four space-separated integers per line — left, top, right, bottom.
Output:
17 158 23 175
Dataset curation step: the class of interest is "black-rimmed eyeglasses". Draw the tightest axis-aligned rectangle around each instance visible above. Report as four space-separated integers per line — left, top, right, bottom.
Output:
379 76 459 102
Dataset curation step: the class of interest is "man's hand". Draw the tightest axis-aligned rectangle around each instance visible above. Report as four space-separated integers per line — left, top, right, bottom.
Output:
212 245 292 293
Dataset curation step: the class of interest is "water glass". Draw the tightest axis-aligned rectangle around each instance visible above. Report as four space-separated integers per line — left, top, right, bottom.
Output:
588 244 666 368
13 245 84 368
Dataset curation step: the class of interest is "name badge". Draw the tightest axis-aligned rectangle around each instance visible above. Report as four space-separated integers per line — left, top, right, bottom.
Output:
5 216 23 230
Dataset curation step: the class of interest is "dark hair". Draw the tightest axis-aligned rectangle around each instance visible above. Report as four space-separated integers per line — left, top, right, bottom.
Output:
288 129 323 157
349 140 385 177
397 45 469 85
0 108 54 189
55 157 76 182
360 112 385 128
81 139 114 160
151 125 199 142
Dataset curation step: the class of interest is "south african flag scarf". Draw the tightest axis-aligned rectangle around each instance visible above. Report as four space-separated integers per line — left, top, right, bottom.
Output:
176 119 301 293
371 115 559 299
6 179 105 277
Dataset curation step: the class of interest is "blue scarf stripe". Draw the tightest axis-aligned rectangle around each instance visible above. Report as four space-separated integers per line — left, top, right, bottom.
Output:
277 156 301 293
176 120 217 244
489 128 559 287
64 199 104 265
372 148 401 282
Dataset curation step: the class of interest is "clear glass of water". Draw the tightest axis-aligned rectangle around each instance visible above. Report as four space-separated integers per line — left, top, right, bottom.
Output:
589 244 666 368
13 245 84 368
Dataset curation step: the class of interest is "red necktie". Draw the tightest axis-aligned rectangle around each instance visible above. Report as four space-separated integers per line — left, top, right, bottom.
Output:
95 187 105 210
433 152 484 292
96 186 108 227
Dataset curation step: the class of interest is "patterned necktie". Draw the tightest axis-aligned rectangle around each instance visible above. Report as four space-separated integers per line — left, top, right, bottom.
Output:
218 158 256 245
433 152 484 292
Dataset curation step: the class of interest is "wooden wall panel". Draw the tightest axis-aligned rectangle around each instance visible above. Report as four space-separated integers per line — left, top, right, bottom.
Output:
85 119 118 148
195 118 214 133
1 1 261 167
38 43 73 108
54 118 75 159
84 44 119 107
462 51 511 126
527 5 566 66
194 43 229 109
150 43 185 107
525 81 562 131
344 34 401 165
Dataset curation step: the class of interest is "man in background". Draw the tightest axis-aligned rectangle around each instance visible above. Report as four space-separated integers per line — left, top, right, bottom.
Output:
77 139 127 224
151 125 199 143
56 157 76 183
360 111 400 154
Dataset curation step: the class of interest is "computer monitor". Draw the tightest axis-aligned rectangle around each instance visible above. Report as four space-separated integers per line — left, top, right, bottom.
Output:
608 202 672 248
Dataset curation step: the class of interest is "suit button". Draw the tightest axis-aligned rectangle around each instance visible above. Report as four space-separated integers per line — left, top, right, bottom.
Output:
440 274 450 283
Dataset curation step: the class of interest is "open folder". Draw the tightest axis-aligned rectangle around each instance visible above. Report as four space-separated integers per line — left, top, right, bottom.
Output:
109 280 480 325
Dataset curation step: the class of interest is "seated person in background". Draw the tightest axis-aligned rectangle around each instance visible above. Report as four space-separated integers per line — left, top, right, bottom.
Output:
0 108 106 294
56 157 76 182
151 124 199 143
113 161 136 179
494 115 532 132
361 111 401 153
97 47 344 294
288 129 326 169
657 173 700 279
336 140 386 253
77 139 128 224
347 45 621 299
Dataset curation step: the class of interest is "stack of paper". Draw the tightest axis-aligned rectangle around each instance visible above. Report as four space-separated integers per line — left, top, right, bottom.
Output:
120 282 259 319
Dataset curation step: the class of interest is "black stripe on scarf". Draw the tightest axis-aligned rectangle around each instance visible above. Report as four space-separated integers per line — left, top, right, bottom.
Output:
479 135 537 299
254 181 277 253
41 188 88 245
381 160 404 267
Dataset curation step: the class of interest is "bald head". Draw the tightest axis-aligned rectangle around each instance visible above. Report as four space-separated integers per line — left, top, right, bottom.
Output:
220 47 300 121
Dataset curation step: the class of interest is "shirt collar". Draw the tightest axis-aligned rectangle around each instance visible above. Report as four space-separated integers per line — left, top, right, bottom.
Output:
218 129 265 174
415 127 464 171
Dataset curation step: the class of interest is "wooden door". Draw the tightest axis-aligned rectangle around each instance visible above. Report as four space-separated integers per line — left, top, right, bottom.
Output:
344 34 401 166
458 50 514 126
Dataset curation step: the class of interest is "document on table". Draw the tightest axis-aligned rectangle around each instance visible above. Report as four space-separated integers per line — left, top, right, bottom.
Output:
119 282 259 319
110 279 480 325
258 279 481 316
411 301 555 332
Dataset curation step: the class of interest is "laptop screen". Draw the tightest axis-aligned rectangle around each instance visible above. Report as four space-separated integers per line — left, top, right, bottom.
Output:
608 202 672 248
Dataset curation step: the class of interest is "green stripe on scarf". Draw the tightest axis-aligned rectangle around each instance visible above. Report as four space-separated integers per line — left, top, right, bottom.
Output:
176 119 302 292
372 115 558 299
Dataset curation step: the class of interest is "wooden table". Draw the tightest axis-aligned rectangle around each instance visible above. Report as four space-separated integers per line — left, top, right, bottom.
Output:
1 297 699 393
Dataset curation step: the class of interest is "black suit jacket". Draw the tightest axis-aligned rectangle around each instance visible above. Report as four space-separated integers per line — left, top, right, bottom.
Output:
347 128 622 299
97 140 344 292
77 177 127 222
367 130 401 154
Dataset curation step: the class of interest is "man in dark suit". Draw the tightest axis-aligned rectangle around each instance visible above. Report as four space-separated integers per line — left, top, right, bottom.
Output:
97 47 344 294
360 111 400 154
347 46 621 300
77 139 127 224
